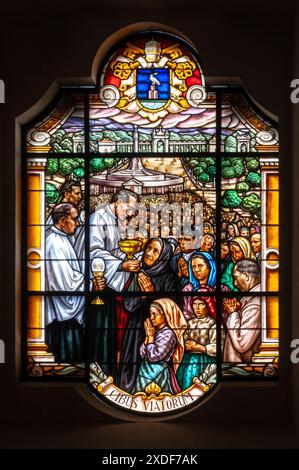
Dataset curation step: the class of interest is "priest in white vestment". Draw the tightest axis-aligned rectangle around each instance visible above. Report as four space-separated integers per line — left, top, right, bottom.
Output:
75 189 141 291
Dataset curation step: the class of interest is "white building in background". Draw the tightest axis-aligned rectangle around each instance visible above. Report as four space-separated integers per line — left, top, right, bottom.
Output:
237 133 251 152
90 157 184 195
73 135 85 153
97 138 116 153
72 126 251 154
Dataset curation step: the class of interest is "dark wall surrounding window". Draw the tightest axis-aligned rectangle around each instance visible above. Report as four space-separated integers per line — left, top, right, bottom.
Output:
0 0 298 447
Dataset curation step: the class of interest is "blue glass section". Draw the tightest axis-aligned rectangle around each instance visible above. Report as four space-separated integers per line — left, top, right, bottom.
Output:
137 68 169 101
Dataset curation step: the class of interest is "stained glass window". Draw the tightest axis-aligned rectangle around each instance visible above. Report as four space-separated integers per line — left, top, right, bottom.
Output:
23 31 279 416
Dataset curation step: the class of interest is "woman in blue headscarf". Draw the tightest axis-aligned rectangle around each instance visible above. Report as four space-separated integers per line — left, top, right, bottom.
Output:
182 251 216 320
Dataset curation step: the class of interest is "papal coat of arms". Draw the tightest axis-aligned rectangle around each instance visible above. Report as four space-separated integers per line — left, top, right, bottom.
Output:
99 37 207 122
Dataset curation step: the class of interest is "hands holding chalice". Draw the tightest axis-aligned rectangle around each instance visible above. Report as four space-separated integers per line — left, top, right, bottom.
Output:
119 239 143 273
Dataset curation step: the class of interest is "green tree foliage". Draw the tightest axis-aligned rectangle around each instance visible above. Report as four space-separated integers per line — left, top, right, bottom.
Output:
221 157 246 179
206 165 216 178
246 172 261 187
59 158 75 177
193 162 207 175
103 157 116 169
169 131 180 141
224 135 237 152
73 167 84 179
189 158 200 167
249 132 257 151
246 158 260 171
221 159 232 167
90 156 122 174
46 158 59 176
50 129 84 153
102 130 133 142
115 130 133 142
90 132 104 152
90 132 104 142
57 158 86 180
52 143 64 152
90 141 98 152
50 155 122 180
184 156 216 185
198 172 210 183
46 157 87 180
205 157 215 167
222 190 242 208
51 129 65 144
240 193 261 213
233 161 245 178
61 139 73 152
73 158 85 167
236 182 250 193
90 158 106 173
193 133 207 141
139 133 151 142
222 166 235 179
45 183 59 205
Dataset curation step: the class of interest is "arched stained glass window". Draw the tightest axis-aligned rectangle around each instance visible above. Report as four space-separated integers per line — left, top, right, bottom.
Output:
23 30 279 417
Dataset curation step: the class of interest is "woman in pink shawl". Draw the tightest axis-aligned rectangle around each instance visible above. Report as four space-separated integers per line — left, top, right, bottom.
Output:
132 298 187 395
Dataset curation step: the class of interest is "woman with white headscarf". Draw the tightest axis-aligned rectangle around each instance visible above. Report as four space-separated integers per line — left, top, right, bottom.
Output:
132 298 187 395
222 236 256 291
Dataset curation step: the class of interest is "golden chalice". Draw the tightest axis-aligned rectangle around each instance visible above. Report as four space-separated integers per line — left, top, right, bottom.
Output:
118 239 142 259
91 257 105 305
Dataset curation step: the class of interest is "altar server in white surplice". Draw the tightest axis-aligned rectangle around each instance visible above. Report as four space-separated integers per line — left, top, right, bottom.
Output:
45 203 104 363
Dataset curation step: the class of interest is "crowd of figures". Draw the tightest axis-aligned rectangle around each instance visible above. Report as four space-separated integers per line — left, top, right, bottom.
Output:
44 182 262 395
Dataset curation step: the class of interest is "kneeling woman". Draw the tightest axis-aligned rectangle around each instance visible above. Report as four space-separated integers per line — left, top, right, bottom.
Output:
119 238 178 393
132 298 187 395
176 296 217 391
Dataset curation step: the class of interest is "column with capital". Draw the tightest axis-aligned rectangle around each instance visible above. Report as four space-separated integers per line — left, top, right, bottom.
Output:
252 156 279 365
27 157 54 364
